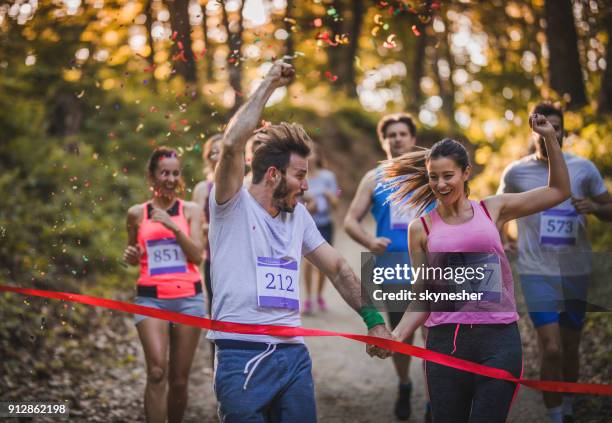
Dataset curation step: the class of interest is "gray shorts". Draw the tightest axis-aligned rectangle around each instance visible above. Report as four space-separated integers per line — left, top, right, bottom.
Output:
133 293 207 325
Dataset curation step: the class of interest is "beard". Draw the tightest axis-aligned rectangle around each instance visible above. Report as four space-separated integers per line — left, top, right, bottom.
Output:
272 175 300 213
537 136 563 158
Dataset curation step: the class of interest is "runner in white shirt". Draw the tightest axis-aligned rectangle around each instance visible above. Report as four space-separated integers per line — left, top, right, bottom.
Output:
209 60 393 422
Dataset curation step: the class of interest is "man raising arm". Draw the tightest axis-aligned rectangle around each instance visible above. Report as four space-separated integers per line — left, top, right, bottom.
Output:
209 61 393 423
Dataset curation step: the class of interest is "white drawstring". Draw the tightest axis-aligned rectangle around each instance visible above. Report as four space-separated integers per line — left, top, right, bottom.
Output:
243 343 277 390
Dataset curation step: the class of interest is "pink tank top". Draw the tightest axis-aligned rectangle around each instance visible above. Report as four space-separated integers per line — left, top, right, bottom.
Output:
421 200 518 326
137 200 200 299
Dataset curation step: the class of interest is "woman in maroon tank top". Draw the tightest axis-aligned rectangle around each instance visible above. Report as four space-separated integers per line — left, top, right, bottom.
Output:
124 147 205 423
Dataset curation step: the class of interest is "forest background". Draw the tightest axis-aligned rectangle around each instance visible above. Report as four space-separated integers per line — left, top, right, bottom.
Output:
0 0 610 419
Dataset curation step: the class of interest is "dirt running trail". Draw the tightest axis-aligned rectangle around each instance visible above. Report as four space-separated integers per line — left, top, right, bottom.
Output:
133 217 548 422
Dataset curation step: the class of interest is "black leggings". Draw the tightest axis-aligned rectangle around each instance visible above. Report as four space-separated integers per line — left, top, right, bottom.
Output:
425 322 522 423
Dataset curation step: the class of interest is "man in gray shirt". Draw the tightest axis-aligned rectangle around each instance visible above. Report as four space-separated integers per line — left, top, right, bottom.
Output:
209 60 393 422
498 103 612 423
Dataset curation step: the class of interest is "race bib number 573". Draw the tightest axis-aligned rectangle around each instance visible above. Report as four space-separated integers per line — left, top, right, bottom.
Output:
540 209 578 246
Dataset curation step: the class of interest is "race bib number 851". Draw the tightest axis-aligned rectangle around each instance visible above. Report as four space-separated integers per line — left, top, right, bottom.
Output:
146 238 187 276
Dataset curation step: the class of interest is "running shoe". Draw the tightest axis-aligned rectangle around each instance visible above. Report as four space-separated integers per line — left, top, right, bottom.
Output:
394 383 412 420
303 299 313 315
317 296 327 312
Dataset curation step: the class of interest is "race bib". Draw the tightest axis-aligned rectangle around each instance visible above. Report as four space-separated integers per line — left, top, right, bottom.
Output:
540 209 578 246
389 202 417 230
146 238 187 276
448 253 502 304
256 257 300 310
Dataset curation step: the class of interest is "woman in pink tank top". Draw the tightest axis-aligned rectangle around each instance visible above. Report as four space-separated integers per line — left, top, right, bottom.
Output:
123 147 205 423
377 114 571 423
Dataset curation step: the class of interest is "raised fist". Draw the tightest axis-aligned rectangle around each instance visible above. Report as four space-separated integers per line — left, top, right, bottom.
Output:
265 60 295 88
529 113 556 139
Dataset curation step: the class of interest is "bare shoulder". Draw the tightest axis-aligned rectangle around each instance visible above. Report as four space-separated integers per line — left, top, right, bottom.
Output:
127 204 144 224
408 216 427 250
354 168 377 195
193 180 208 196
408 217 425 237
362 168 378 187
481 195 506 224
182 200 202 216
192 181 210 202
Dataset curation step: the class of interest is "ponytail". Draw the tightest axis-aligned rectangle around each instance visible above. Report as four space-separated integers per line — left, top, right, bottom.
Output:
380 147 434 215
381 138 470 215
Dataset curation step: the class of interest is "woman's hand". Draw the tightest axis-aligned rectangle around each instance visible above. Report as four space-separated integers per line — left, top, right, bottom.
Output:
123 245 142 266
151 208 180 233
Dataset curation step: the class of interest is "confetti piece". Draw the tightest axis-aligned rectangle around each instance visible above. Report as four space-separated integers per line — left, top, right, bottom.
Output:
371 26 380 36
374 14 383 25
354 56 364 71
324 70 338 82
76 90 85 98
383 34 397 49
411 25 421 36
313 18 322 27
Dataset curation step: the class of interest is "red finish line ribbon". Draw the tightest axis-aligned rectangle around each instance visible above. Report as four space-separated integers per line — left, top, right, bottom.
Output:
2 284 611 396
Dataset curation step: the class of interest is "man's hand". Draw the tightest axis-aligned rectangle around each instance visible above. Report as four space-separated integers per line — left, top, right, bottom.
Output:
264 60 295 89
123 245 142 266
368 237 391 254
571 196 598 215
529 113 556 139
366 324 394 359
503 240 518 253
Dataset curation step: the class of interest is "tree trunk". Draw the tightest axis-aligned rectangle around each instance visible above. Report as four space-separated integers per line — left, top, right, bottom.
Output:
48 91 84 139
144 0 157 91
598 11 612 114
544 0 587 108
342 0 364 97
202 1 214 82
167 0 197 83
284 0 294 58
327 0 345 91
221 0 245 112
411 21 428 107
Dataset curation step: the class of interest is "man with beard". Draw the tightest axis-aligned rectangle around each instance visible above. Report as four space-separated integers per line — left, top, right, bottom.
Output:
344 113 433 421
208 60 393 422
498 103 612 423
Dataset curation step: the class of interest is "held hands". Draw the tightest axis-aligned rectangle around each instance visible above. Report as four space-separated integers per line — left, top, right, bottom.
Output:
369 237 391 254
366 324 395 359
123 245 142 265
529 113 556 139
151 208 180 233
265 60 295 89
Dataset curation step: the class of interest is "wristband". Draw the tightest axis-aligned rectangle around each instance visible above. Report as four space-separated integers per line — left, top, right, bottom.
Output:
359 304 385 330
